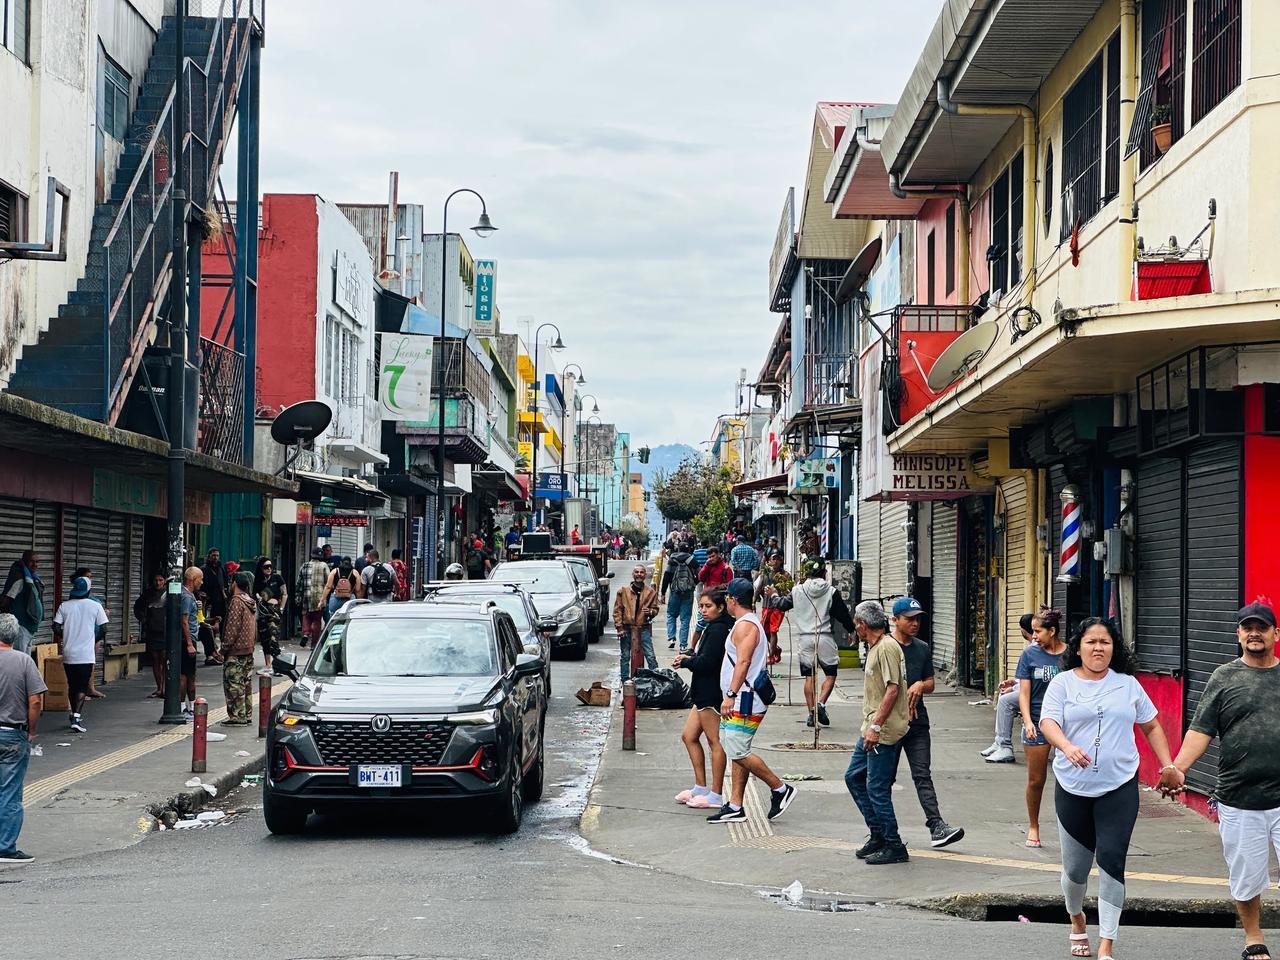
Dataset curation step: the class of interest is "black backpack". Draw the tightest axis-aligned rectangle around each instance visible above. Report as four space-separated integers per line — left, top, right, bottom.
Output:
370 563 395 597
671 557 695 595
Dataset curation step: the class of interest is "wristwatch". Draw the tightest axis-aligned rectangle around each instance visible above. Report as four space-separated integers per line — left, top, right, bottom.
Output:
869 723 883 733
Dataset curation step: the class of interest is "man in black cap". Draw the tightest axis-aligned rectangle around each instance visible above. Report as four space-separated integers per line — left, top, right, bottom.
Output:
1161 600 1280 960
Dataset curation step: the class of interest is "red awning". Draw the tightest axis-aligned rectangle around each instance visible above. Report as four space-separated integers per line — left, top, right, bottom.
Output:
732 473 789 496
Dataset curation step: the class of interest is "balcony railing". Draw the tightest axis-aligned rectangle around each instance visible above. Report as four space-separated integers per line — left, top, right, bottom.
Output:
802 352 859 408
894 304 972 333
197 337 245 462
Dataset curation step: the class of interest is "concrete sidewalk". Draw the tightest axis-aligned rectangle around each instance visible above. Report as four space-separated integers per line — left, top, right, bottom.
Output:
583 621 1255 912
13 645 292 865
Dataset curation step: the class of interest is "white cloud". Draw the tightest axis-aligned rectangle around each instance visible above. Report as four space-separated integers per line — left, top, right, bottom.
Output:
255 0 941 443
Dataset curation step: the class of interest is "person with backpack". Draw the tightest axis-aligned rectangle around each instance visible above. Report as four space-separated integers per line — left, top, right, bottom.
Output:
361 550 399 604
659 544 698 652
296 548 331 647
322 556 363 619
134 573 169 699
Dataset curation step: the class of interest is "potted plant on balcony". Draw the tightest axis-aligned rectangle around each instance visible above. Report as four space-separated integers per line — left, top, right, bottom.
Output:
1150 104 1173 154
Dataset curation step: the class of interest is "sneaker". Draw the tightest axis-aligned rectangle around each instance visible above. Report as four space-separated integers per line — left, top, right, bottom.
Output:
985 746 1016 764
979 741 1000 757
69 716 86 733
668 640 676 649
865 843 910 865
767 784 797 821
817 703 830 726
805 713 815 727
182 709 194 724
705 804 747 824
930 822 965 848
855 835 885 859
0 849 34 865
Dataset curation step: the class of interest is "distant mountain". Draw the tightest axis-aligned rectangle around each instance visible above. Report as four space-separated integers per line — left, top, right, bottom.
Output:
633 443 698 540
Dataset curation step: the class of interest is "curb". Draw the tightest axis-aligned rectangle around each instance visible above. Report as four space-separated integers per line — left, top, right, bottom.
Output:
903 891 1279 924
145 751 266 827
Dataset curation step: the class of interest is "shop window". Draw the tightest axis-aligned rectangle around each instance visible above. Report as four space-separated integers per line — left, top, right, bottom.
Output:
100 55 131 142
988 152 1023 297
944 203 956 296
1191 0 1241 125
0 179 28 243
1 0 29 64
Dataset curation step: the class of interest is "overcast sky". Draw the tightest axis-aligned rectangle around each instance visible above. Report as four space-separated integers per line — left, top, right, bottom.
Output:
259 0 940 447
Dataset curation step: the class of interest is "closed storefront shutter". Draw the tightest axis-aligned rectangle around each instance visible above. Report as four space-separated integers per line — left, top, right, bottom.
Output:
931 502 959 673
104 514 128 648
1135 457 1183 674
1184 439 1242 795
68 508 111 677
857 499 880 600
32 503 58 643
1001 476 1028 678
879 501 909 599
0 498 43 637
325 526 362 561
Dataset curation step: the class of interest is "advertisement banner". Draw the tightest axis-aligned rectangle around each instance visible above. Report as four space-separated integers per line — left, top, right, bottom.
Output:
378 333 434 421
474 260 497 336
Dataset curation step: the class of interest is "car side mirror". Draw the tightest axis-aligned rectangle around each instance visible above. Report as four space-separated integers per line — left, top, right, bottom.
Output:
272 651 300 680
605 571 616 579
579 585 595 599
515 653 544 677
536 618 557 632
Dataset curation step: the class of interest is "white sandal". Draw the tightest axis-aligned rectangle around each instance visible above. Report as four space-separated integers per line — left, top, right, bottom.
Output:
1070 932 1091 957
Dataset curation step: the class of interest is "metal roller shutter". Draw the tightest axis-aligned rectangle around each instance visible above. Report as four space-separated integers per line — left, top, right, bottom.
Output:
879 501 909 600
0 498 42 638
325 526 361 561
32 503 58 644
931 502 959 673
68 508 111 677
104 514 128 649
1001 476 1029 678
1135 457 1183 674
1184 439 1242 795
857 499 881 600
129 517 145 642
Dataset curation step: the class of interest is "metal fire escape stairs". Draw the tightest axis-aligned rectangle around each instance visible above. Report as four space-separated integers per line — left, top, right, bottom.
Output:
7 1 263 465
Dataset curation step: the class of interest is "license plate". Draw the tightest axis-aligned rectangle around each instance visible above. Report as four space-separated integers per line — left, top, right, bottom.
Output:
356 764 403 788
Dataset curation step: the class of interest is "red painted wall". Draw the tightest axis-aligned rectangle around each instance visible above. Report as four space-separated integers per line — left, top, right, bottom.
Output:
200 194 320 415
1244 386 1280 605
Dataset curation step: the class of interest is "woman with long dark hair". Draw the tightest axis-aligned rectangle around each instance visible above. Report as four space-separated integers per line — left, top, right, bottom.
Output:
1017 607 1067 848
672 588 733 810
1039 617 1175 960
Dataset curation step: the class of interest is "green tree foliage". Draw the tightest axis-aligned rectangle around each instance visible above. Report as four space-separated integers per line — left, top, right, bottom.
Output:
653 458 735 542
619 514 650 552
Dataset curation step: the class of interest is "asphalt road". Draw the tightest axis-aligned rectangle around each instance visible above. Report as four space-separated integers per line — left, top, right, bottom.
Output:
0 561 1235 959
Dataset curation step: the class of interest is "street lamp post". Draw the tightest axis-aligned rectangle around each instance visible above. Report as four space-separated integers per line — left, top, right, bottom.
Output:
437 189 496 579
529 322 564 530
560 363 585 501
574 392 599 499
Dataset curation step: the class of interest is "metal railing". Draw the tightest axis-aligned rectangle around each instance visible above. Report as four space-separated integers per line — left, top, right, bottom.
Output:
197 337 245 462
802 353 859 408
894 303 972 333
102 0 264 426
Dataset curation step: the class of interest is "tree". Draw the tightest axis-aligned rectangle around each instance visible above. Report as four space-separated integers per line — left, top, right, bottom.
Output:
652 458 720 523
690 488 730 546
619 514 650 553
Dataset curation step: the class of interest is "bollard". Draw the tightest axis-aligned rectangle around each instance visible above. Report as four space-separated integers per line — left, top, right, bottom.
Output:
258 671 273 738
630 624 643 676
622 679 636 751
191 698 208 773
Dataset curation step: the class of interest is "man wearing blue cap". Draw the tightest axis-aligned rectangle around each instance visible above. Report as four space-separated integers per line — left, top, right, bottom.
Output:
890 596 965 849
52 577 108 733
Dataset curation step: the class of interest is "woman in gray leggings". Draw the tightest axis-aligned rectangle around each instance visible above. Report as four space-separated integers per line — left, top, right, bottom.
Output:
1038 618 1176 960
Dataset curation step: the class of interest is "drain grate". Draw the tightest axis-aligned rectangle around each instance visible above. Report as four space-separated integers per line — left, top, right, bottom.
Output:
918 893 1263 927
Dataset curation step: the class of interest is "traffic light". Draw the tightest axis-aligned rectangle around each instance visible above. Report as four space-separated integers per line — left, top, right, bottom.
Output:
638 445 651 464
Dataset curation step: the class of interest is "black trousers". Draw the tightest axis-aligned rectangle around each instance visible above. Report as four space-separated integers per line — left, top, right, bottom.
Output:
890 724 944 831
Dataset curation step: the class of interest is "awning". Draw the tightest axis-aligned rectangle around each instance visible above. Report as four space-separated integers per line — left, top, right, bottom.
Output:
732 473 790 496
473 469 527 503
376 471 435 498
294 469 389 512
0 392 296 496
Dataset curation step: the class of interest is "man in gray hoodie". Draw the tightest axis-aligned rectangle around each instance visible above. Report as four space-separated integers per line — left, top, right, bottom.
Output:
771 562 854 727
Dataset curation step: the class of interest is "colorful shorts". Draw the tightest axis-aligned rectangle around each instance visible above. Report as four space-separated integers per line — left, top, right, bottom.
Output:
720 710 766 760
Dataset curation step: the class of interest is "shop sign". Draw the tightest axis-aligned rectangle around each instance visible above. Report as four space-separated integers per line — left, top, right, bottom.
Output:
864 450 993 502
518 440 534 464
535 471 565 501
315 524 332 537
322 515 369 527
789 458 837 495
296 501 313 525
474 260 497 336
378 332 435 421
314 497 336 517
761 497 797 515
93 469 160 516
334 248 371 323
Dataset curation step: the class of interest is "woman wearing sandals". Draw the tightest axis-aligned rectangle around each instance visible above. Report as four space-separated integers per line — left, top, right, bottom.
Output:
672 588 733 810
1017 607 1068 848
1039 617 1176 960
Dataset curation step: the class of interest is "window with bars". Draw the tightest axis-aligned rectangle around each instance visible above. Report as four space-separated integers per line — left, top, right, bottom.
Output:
1105 33 1121 201
944 202 956 296
1191 0 1241 124
1061 54 1103 242
988 153 1023 296
2 0 30 64
100 54 131 141
0 179 28 243
1127 0 1187 169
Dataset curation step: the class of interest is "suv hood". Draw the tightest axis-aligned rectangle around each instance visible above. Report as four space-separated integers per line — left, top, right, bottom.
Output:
525 591 579 616
285 674 500 714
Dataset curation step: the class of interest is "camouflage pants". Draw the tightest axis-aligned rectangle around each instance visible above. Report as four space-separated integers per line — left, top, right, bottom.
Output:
222 655 255 723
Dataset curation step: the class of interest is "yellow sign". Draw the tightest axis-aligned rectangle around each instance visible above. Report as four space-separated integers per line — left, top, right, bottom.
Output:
518 441 534 462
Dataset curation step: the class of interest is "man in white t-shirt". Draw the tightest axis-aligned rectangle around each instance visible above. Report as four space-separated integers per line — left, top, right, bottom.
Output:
52 577 108 733
359 550 399 604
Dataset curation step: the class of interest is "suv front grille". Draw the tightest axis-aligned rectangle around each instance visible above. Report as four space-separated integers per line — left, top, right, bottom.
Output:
311 720 454 767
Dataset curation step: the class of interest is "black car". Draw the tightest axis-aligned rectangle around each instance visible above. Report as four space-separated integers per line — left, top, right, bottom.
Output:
488 559 590 659
420 581 552 693
561 554 613 643
263 599 547 835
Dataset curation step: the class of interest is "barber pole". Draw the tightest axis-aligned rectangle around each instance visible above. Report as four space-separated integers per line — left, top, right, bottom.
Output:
1057 484 1082 583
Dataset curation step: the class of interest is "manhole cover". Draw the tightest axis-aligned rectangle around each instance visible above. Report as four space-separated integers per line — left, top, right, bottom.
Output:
769 741 854 751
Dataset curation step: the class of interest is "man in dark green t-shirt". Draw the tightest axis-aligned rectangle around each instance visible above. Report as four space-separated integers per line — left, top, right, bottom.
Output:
1161 601 1280 960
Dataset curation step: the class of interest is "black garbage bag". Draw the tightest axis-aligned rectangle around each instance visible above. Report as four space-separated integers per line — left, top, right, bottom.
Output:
632 667 692 709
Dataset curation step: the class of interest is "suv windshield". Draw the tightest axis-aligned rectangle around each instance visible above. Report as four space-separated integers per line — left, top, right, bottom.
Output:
309 618 497 678
490 562 574 593
427 593 531 630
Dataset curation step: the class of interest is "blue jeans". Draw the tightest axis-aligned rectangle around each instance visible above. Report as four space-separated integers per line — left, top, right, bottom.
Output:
0 727 30 855
845 737 902 846
666 592 694 650
618 626 657 682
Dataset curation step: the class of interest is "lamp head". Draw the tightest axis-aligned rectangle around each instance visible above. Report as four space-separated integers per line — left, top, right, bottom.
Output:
472 212 498 238
551 336 566 350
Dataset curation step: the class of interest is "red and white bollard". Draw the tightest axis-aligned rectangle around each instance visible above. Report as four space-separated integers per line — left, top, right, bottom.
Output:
622 680 636 751
258 671 273 739
191 698 208 773
630 625 643 677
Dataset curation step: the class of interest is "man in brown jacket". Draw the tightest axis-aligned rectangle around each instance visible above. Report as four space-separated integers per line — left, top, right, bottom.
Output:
613 564 659 681
220 572 258 725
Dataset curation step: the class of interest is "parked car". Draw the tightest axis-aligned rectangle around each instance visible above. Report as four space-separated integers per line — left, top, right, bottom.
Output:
488 559 590 660
561 554 607 643
263 599 547 835
421 581 552 693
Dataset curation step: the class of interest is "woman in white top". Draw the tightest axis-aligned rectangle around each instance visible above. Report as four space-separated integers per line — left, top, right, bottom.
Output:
1038 617 1176 960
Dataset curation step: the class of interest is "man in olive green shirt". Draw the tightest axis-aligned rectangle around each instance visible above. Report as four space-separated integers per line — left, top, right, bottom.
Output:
844 600 911 865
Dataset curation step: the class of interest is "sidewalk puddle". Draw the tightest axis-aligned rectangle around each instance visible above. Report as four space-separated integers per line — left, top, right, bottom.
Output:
758 885 871 913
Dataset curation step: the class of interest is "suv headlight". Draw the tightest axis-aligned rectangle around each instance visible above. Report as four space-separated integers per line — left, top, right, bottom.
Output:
448 709 498 725
556 605 584 623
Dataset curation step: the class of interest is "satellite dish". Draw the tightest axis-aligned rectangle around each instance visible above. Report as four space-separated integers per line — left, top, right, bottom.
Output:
926 323 999 393
270 400 333 446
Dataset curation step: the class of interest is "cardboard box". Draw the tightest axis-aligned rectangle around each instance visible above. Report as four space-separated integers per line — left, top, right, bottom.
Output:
37 647 71 711
575 682 611 707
